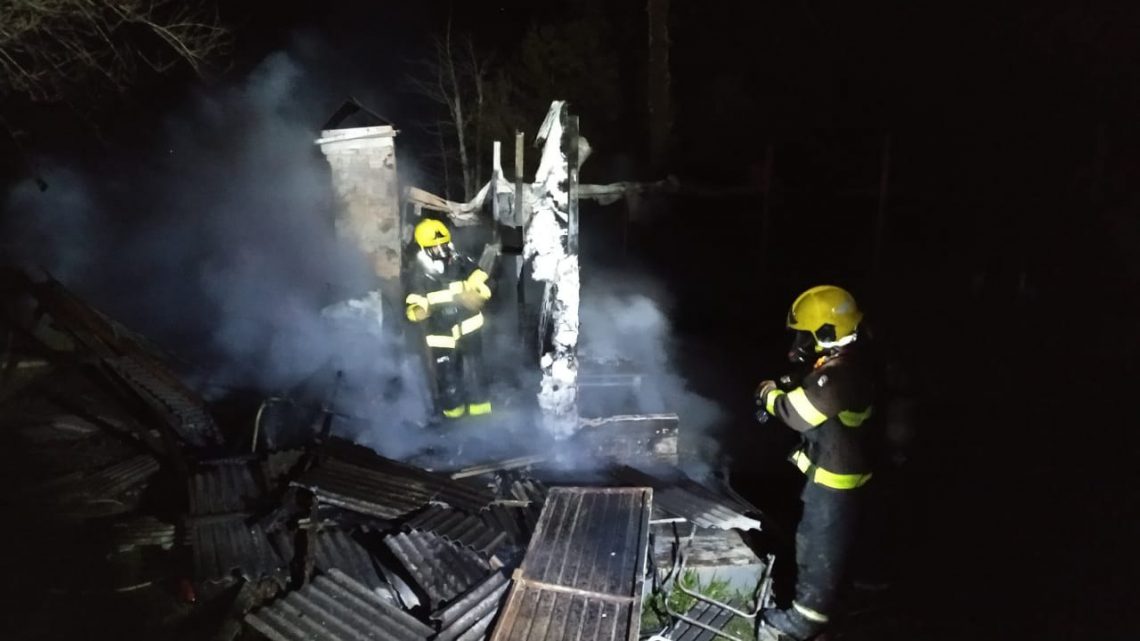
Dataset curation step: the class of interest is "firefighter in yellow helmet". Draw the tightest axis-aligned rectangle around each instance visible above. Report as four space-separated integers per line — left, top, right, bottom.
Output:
405 218 494 420
754 286 876 641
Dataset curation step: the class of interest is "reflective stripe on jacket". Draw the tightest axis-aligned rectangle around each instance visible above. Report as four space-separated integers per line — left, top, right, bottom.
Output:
766 346 876 490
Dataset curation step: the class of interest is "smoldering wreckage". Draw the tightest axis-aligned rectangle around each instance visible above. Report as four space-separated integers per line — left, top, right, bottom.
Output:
0 102 777 641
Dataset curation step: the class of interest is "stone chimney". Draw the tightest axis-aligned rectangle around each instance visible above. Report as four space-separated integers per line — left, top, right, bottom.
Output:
316 125 401 291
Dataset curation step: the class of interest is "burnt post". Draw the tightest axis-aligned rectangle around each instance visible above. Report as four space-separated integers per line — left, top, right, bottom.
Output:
524 102 581 437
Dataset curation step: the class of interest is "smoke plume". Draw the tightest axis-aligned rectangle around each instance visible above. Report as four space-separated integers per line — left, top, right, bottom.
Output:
3 51 436 443
579 275 725 478
2 48 724 473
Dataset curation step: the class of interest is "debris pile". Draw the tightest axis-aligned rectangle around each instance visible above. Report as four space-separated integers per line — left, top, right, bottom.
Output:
0 269 769 641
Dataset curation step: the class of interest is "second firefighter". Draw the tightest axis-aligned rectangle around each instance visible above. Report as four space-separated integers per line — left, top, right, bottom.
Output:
405 218 493 420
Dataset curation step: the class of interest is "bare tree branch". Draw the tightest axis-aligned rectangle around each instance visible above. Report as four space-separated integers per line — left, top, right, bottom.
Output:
405 14 504 202
0 0 230 104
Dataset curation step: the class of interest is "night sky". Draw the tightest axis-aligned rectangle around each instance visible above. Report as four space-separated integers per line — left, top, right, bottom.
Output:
1 1 1138 639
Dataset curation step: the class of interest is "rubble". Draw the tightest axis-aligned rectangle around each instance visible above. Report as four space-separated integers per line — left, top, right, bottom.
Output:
186 458 286 585
245 568 435 641
28 453 160 509
403 505 511 556
271 528 393 599
384 529 493 610
0 92 772 637
433 571 512 641
292 439 496 519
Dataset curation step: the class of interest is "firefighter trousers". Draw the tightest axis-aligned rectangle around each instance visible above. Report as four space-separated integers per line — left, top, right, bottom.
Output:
792 481 865 629
429 331 490 418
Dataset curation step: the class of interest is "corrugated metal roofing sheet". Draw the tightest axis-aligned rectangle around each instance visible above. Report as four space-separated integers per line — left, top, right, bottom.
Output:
272 529 389 596
612 468 761 531
292 439 495 520
434 570 511 641
404 506 509 555
22 275 223 447
294 457 430 519
384 530 492 610
188 459 283 583
480 504 534 549
84 454 162 498
504 477 547 505
245 568 434 641
653 487 760 531
112 515 176 550
103 354 222 448
489 487 653 641
189 459 263 515
447 455 547 480
30 453 160 503
188 515 284 583
477 474 546 548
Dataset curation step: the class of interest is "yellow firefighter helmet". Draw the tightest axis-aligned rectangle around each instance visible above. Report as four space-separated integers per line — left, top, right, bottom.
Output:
414 218 451 249
787 285 863 347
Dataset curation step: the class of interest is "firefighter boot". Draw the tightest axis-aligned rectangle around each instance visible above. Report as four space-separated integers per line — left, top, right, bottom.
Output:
757 607 822 641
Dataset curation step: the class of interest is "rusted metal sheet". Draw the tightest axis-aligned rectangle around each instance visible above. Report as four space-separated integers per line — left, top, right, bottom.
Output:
245 568 434 641
384 530 492 610
489 487 653 641
434 570 512 641
292 439 494 520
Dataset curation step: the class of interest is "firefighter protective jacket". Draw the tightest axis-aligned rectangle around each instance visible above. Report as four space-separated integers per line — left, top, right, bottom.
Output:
764 345 876 490
404 253 491 348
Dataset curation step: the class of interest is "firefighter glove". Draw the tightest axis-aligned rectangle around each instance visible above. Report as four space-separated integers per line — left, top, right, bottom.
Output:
457 291 485 311
405 294 431 322
755 380 777 423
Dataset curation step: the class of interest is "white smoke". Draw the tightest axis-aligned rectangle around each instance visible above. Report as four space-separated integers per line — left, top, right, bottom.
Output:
1 48 724 472
2 51 435 442
579 278 726 477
